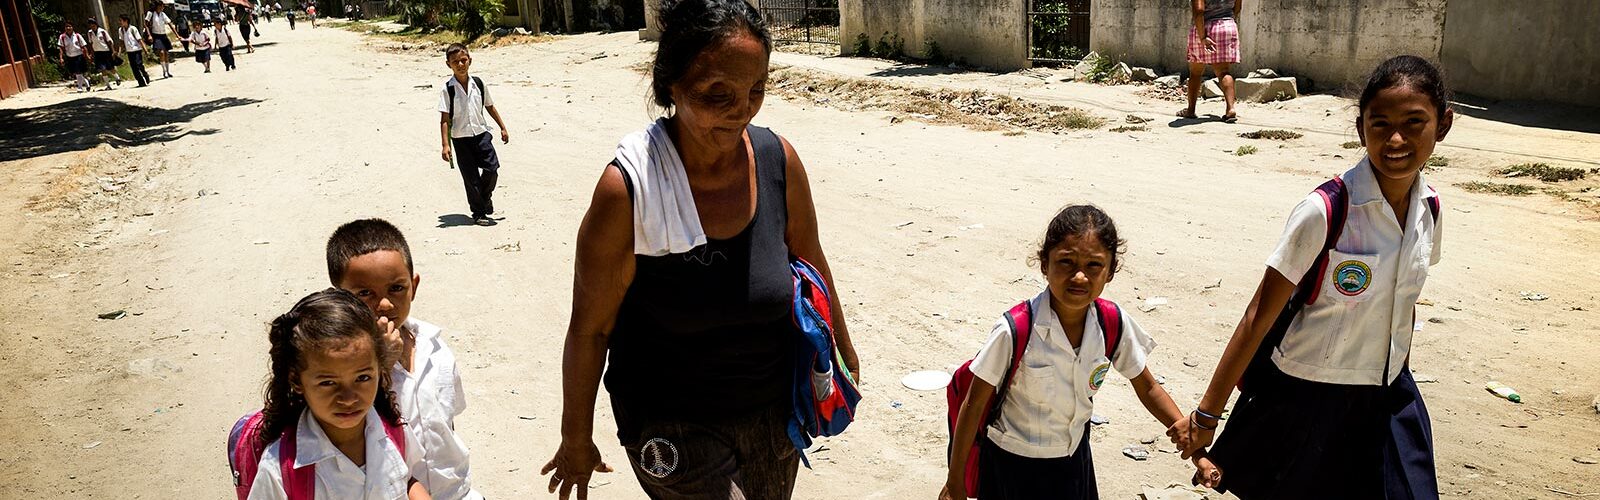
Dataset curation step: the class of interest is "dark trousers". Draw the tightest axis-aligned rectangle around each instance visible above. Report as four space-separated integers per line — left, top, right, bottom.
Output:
127 51 150 86
450 132 500 218
218 45 235 69
619 404 799 500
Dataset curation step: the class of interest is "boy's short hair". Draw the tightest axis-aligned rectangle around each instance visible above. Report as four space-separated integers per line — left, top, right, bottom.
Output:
444 43 469 60
326 218 415 284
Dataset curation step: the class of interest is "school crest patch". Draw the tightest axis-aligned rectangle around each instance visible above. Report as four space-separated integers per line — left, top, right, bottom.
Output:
1088 362 1111 391
1333 260 1372 296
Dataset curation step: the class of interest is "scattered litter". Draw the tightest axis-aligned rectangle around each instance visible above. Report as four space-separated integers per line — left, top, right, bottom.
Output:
125 358 182 379
1140 435 1157 445
1155 375 1166 385
1182 359 1199 368
889 400 903 409
1576 457 1599 465
1121 445 1150 461
1140 484 1209 500
50 273 70 279
1413 374 1438 383
1203 279 1222 290
196 189 216 198
1520 291 1549 301
894 221 914 228
958 223 985 230
1546 486 1600 497
1089 414 1110 425
82 441 102 449
445 249 464 256
1592 395 1599 414
494 241 522 252
98 310 127 320
252 240 270 245
1427 317 1445 324
1138 297 1168 313
1486 381 1522 403
1417 299 1435 306
1448 306 1462 311
902 370 952 391
588 480 611 489
517 415 536 420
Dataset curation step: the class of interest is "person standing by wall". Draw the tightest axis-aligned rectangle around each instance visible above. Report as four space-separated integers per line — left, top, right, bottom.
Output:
1178 0 1242 123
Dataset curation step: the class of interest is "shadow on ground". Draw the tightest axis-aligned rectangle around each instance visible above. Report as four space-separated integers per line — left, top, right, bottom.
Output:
437 214 476 228
0 96 261 162
1452 94 1600 134
867 64 968 78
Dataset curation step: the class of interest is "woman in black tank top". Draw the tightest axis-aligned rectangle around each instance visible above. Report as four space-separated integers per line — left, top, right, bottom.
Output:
541 1 860 498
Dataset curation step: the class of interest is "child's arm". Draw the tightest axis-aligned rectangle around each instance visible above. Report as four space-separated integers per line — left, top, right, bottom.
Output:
941 378 997 500
1191 450 1223 489
1131 367 1183 427
407 478 433 500
439 112 452 163
486 105 508 143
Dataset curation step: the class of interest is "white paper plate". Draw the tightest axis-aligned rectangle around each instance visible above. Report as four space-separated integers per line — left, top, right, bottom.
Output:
902 370 953 391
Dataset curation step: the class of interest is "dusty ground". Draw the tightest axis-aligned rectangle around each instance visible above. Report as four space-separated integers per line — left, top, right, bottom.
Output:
2 25 1598 500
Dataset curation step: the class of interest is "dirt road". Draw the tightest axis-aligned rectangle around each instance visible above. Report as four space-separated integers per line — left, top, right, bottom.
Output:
2 24 1596 499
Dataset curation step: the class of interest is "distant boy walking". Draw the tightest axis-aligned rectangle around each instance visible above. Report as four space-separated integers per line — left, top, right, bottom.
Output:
437 43 509 226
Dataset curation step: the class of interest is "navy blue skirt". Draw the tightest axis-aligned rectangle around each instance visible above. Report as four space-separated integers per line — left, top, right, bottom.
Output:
1211 363 1439 500
976 424 1096 500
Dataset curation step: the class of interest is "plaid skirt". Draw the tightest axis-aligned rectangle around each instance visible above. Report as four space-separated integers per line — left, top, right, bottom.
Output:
1188 18 1240 64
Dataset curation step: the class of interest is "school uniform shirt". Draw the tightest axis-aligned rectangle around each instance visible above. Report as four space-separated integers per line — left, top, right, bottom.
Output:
121 26 145 52
214 26 234 48
391 318 481 500
970 290 1157 458
87 28 113 52
246 408 423 500
189 31 211 50
437 76 494 138
145 11 174 35
1266 159 1442 386
59 33 87 57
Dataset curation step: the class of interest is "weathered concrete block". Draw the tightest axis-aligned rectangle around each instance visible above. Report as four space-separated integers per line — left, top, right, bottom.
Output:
1154 74 1181 88
1235 77 1299 102
1247 68 1279 78
1072 51 1101 79
1130 66 1159 81
1110 62 1133 83
1202 78 1222 98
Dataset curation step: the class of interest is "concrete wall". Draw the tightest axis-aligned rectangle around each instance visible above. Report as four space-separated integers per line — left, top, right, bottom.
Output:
1090 0 1445 90
840 0 1025 70
1441 0 1600 107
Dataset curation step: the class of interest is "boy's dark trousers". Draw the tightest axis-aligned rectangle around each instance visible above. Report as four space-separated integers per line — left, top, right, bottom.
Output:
127 50 150 85
451 132 500 218
218 45 235 69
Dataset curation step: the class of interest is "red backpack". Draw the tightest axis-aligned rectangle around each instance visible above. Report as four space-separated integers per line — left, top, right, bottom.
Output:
946 298 1123 495
228 410 407 500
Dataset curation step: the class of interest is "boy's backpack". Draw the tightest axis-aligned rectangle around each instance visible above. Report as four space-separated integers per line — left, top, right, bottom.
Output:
1238 177 1440 394
786 256 863 468
228 410 407 500
945 298 1124 495
446 76 487 122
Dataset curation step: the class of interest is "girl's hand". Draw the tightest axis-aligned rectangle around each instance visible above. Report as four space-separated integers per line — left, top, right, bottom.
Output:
541 439 613 500
1166 414 1215 458
1204 36 1217 53
1192 455 1223 489
376 316 404 362
938 480 966 500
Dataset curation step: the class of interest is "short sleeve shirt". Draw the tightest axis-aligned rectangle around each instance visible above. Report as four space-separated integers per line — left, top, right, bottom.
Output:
121 26 145 51
437 77 495 139
59 33 87 57
1265 160 1442 386
87 28 112 52
145 11 173 35
969 290 1156 458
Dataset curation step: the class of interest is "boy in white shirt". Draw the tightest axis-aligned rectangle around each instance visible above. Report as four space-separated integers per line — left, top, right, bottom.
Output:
213 19 237 71
57 21 90 92
84 18 121 90
437 44 510 226
326 219 483 500
117 14 150 87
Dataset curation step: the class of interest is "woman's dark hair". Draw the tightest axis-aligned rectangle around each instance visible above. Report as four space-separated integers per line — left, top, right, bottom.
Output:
1357 55 1452 122
256 288 401 450
651 0 771 109
1036 205 1125 276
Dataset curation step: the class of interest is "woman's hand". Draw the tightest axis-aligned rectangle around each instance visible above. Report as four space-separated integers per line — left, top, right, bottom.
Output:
540 439 613 500
938 480 967 500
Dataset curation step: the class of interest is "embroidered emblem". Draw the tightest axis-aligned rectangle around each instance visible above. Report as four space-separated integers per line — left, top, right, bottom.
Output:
1333 260 1372 296
1088 362 1111 391
639 438 679 479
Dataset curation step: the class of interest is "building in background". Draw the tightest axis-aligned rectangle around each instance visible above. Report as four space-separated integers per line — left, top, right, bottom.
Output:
1 0 46 98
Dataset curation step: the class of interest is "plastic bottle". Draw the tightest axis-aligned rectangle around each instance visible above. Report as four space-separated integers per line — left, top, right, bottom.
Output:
1486 381 1522 403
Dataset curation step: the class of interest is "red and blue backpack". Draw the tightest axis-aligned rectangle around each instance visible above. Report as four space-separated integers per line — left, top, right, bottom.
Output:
1238 176 1441 394
787 256 863 467
945 297 1124 495
227 410 406 500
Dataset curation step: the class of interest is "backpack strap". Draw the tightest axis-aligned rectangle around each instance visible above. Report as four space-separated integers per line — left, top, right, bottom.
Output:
1425 189 1440 225
472 76 486 110
1093 298 1123 359
382 417 407 459
1300 176 1349 307
446 82 456 122
985 301 1033 425
277 421 315 500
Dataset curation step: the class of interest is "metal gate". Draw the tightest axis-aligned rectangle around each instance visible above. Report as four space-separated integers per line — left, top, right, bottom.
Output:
757 0 839 47
1028 0 1090 65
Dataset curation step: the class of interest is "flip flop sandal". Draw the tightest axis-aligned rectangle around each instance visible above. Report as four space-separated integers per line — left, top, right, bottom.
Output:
1223 114 1239 123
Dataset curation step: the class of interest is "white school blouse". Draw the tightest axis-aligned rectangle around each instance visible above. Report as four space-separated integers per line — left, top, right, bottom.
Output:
59 33 87 57
87 28 112 52
1266 159 1442 386
121 26 145 52
969 290 1156 458
214 26 234 48
392 318 482 500
145 11 173 35
247 408 423 500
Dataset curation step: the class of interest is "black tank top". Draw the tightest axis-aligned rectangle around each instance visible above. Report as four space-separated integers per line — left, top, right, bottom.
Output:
605 125 793 441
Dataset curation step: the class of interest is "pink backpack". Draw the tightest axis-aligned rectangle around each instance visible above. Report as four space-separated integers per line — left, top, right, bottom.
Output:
228 410 406 500
946 298 1123 495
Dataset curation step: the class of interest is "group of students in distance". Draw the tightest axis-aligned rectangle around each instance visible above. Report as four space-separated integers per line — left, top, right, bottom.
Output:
227 5 1455 500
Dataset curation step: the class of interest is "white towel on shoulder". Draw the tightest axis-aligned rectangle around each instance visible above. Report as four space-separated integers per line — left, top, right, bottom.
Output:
613 118 705 256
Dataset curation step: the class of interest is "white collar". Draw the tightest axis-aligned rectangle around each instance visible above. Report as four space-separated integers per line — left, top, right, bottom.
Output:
293 407 385 468
1347 158 1436 207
